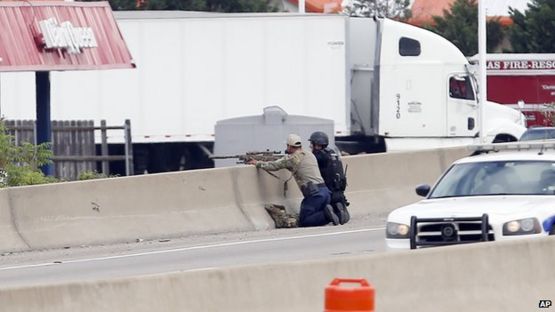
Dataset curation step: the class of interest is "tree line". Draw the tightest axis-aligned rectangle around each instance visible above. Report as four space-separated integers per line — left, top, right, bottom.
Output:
344 0 554 55
91 0 278 12
87 0 553 55
427 0 554 55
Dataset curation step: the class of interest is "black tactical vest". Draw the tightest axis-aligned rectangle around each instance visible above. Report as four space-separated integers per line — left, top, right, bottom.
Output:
320 148 347 192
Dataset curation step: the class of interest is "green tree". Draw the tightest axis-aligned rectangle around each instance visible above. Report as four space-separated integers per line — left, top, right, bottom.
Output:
0 120 56 188
508 0 555 53
87 0 279 12
425 0 504 56
342 0 411 20
104 0 137 10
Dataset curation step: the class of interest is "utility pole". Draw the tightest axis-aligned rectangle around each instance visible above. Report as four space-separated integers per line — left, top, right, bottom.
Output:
478 0 487 143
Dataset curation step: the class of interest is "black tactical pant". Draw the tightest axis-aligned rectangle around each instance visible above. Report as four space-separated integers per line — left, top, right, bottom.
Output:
299 185 331 227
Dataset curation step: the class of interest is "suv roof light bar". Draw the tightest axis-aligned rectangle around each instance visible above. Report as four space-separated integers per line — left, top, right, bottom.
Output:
469 141 555 154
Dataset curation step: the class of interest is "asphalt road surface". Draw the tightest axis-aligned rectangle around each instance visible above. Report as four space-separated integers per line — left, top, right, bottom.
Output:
0 220 386 288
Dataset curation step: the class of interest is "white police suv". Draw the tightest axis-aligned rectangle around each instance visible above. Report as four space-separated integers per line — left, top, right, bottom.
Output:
386 142 555 249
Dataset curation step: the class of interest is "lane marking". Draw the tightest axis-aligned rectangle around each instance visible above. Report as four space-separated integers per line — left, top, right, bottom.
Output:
0 227 384 271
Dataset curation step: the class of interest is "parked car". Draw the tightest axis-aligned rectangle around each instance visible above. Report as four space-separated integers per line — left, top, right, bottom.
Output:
519 127 555 141
386 142 555 249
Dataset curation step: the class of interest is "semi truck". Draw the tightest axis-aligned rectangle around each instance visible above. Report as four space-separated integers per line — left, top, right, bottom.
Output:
0 12 526 173
469 53 555 127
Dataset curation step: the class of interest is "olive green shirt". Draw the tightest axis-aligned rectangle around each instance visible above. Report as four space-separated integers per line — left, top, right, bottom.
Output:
256 149 324 188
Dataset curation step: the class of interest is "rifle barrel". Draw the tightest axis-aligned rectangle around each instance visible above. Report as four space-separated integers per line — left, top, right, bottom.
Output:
210 152 284 160
210 155 241 159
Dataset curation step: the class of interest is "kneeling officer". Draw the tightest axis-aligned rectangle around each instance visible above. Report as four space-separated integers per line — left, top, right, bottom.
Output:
247 134 340 226
309 131 350 224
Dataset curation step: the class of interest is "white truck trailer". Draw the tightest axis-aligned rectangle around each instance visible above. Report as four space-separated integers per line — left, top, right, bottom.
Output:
0 12 526 173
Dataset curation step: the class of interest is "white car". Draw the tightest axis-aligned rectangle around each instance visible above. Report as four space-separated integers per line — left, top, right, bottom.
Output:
386 142 555 249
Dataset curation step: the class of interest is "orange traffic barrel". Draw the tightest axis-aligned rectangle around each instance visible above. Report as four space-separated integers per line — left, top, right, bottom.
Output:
324 278 375 312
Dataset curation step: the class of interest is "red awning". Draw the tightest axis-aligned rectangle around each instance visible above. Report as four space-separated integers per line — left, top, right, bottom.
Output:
0 1 134 72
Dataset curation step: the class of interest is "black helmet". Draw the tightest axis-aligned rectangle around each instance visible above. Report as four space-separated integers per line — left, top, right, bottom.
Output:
309 131 329 146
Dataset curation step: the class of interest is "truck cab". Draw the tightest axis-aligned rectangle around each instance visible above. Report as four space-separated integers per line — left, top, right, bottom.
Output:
348 17 526 151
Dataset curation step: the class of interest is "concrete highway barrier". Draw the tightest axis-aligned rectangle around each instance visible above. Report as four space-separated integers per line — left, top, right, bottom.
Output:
0 189 28 251
1 236 553 311
6 168 259 250
0 147 469 252
343 147 468 219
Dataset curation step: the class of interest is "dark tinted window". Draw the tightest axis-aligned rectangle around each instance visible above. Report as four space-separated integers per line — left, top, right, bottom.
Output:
399 37 421 56
449 76 475 100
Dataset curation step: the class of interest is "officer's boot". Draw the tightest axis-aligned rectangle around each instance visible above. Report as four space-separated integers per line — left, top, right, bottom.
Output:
324 204 340 226
334 202 350 225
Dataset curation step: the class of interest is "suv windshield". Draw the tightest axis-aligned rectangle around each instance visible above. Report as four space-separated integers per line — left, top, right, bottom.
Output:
430 160 555 198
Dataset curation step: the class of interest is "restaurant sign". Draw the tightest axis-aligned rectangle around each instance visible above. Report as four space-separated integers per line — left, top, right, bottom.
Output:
38 18 98 54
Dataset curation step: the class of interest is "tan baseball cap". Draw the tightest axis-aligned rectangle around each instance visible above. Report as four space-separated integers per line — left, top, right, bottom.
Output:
287 134 302 147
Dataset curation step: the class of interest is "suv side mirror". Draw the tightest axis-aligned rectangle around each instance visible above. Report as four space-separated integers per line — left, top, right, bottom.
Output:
415 184 431 197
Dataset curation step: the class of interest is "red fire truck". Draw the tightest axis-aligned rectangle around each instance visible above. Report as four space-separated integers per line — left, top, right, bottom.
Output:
470 54 555 127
